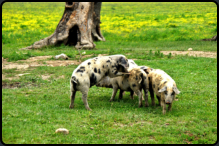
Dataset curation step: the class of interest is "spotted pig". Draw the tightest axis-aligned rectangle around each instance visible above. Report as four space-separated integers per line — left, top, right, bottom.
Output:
96 67 153 107
70 55 129 110
148 69 180 114
96 59 140 100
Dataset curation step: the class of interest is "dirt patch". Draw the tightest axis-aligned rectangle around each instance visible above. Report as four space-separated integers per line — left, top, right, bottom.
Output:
2 56 81 70
20 56 52 62
97 54 108 57
2 74 19 81
126 51 217 58
41 75 51 80
2 54 97 70
2 81 39 89
2 82 21 89
161 51 217 58
1 51 216 82
41 74 65 80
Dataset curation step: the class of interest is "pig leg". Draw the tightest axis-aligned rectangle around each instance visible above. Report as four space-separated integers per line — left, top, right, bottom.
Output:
143 87 149 107
156 95 161 106
148 83 154 106
130 90 134 99
140 89 145 100
150 90 155 106
119 89 124 99
135 90 143 107
81 87 91 111
168 103 172 111
69 90 76 109
161 100 166 114
110 85 119 102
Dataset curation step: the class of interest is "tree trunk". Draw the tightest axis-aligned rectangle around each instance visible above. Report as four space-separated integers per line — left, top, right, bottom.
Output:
202 35 217 41
20 2 105 50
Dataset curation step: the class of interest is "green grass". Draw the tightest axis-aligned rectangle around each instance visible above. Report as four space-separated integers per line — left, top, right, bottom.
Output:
2 55 217 144
2 2 217 144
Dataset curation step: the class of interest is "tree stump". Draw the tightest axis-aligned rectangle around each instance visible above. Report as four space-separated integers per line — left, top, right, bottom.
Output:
20 2 105 50
202 35 217 41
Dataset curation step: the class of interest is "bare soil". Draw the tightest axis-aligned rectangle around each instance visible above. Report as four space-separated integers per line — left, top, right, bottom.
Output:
2 52 217 87
161 51 217 58
2 56 80 70
2 82 21 89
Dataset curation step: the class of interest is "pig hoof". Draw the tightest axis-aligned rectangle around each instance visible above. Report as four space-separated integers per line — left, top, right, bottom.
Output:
69 105 74 109
138 104 143 108
86 107 92 111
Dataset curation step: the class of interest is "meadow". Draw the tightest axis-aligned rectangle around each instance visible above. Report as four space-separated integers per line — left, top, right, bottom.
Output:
2 2 217 144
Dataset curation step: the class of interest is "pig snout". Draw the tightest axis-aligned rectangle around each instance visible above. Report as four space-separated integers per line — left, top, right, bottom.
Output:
165 100 172 104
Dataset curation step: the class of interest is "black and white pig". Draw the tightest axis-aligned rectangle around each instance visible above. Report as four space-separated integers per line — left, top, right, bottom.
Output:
70 55 129 110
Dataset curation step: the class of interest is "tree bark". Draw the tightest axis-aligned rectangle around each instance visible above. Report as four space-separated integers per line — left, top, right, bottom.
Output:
20 2 105 50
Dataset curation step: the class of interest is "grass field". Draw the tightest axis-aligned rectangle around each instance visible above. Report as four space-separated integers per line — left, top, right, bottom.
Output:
2 2 217 144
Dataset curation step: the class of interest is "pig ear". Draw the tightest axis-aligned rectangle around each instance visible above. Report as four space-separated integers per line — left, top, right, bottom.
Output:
173 86 180 94
145 68 152 74
138 73 143 84
140 66 152 74
158 86 167 93
123 73 130 78
119 57 128 68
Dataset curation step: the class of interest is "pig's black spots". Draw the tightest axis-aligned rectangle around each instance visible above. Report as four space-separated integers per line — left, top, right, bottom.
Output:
106 60 111 63
71 76 78 91
105 71 108 76
98 69 101 74
171 92 175 96
90 73 97 87
132 84 136 87
76 69 83 73
148 77 151 81
88 62 91 65
115 64 120 70
102 65 104 68
94 68 97 73
164 81 167 84
114 70 118 75
119 57 127 65
77 66 85 73
135 76 138 80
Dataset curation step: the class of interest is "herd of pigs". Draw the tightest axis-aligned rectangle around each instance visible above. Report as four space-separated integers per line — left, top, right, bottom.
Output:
69 55 180 114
